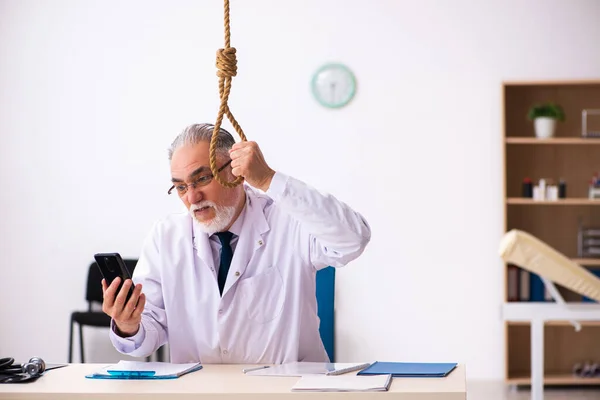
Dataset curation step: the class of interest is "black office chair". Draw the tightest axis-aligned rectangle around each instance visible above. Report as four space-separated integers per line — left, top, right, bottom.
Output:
68 259 165 363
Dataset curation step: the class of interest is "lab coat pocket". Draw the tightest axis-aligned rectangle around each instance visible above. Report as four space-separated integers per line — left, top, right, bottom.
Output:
238 265 284 324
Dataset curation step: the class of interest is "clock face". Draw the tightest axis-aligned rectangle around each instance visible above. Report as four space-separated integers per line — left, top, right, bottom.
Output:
311 63 356 108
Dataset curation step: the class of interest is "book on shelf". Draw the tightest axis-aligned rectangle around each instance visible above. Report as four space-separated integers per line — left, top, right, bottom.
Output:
507 264 551 302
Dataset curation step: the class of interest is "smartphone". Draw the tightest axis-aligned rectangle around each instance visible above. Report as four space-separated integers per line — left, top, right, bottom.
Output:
94 252 135 303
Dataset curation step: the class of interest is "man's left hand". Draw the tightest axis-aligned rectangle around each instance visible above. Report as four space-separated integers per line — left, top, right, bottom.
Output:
229 141 275 192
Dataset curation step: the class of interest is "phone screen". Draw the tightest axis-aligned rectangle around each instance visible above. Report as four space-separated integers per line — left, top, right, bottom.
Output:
94 253 134 302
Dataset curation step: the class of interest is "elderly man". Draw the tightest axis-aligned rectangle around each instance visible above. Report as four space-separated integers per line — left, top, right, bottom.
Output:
101 123 371 364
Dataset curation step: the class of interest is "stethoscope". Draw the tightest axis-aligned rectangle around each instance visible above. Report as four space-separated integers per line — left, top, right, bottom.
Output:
0 356 46 383
0 358 21 374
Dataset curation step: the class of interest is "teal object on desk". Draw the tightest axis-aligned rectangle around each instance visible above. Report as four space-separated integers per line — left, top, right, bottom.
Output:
86 373 169 380
86 361 202 380
357 361 457 377
107 370 156 377
316 266 335 362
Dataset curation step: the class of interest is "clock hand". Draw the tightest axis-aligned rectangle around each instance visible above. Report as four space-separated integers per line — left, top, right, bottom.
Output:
330 82 336 104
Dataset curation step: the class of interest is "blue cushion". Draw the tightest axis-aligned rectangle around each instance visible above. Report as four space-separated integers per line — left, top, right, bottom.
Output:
316 267 335 361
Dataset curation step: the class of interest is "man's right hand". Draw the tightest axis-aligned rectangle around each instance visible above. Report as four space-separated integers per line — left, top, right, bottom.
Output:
101 277 146 337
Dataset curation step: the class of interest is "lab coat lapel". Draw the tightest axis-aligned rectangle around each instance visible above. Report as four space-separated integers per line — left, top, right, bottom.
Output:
223 188 270 295
192 221 216 276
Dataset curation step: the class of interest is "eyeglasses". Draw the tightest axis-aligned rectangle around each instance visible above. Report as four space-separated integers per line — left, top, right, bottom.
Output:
168 159 232 196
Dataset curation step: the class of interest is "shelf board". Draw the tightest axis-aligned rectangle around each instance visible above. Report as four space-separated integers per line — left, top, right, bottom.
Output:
507 320 600 326
507 198 600 205
505 258 600 268
505 138 600 144
503 80 600 86
503 302 600 321
507 374 600 386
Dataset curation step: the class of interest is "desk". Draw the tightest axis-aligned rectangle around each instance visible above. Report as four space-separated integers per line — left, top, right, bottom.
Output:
0 363 467 400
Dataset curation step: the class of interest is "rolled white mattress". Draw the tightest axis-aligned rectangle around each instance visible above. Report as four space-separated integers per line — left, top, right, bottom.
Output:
499 229 600 303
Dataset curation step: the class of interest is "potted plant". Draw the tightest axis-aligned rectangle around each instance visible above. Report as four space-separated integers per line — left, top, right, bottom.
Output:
527 102 565 139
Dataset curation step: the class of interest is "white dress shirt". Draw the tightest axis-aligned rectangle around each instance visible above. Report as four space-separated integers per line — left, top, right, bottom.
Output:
109 172 371 364
206 203 242 276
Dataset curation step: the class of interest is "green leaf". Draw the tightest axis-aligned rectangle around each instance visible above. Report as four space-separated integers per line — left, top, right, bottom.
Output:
527 102 566 121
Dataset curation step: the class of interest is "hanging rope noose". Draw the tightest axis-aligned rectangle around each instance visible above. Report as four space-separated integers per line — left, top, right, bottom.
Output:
210 0 247 188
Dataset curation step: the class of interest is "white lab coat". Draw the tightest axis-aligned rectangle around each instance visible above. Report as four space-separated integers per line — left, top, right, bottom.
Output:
110 172 371 364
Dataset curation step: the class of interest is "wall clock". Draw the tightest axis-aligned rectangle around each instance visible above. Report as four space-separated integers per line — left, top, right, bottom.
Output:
311 63 356 109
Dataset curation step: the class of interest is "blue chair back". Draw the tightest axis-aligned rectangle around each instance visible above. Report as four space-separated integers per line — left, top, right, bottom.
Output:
316 266 335 362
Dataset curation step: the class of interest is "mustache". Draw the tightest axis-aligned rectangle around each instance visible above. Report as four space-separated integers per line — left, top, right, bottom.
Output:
190 201 216 211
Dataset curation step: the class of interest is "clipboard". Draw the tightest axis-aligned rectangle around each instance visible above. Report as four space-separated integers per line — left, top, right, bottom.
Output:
244 361 371 376
85 360 202 380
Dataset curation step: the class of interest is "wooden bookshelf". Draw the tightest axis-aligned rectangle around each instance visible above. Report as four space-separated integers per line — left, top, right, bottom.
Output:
505 320 600 387
502 80 600 387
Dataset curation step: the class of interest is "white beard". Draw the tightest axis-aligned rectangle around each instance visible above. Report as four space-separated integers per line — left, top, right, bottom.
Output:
190 200 237 235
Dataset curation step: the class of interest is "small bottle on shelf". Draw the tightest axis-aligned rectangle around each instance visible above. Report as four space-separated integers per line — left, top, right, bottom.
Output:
534 178 547 201
559 179 566 198
547 185 559 201
589 173 600 199
522 177 533 198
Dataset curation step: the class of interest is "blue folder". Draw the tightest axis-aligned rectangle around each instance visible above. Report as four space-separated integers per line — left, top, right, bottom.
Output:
357 361 457 377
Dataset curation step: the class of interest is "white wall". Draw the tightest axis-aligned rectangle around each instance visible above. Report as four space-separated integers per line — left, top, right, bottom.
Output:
1 0 599 380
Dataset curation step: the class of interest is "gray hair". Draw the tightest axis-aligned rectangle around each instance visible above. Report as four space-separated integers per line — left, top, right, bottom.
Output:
168 123 236 161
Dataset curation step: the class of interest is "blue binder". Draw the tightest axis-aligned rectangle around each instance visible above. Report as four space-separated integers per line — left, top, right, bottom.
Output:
357 361 457 377
316 266 335 361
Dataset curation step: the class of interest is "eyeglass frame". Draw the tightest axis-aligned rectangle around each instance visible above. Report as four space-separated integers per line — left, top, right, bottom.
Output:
167 159 233 195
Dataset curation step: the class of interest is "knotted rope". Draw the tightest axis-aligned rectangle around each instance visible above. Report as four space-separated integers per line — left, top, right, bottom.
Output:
210 0 247 188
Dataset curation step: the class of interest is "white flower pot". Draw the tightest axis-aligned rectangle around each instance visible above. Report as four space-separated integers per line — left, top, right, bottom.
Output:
534 117 557 139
